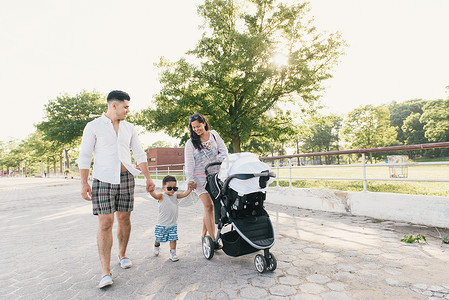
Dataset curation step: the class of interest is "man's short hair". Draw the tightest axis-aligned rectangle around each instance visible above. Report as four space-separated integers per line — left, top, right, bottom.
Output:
107 90 130 103
162 175 177 186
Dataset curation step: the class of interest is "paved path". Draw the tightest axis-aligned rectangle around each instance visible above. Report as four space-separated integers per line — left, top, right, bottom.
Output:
1 177 449 299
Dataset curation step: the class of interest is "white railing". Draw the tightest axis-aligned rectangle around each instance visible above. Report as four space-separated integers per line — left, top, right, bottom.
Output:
148 163 186 181
259 142 449 192
146 142 449 192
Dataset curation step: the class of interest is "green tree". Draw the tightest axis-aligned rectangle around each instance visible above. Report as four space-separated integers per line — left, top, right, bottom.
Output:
136 0 345 152
301 113 342 164
149 140 173 148
36 90 107 168
420 99 449 143
388 99 427 144
22 131 63 176
0 140 18 175
7 140 26 176
342 105 398 162
402 112 428 145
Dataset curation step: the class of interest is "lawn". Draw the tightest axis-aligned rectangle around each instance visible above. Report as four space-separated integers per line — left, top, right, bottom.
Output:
271 163 449 196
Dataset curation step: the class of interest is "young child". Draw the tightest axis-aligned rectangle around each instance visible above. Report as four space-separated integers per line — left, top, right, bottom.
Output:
149 175 192 261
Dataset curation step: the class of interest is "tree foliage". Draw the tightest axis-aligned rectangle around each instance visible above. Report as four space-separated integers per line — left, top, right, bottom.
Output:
420 99 449 142
0 139 20 171
301 113 342 153
36 90 106 167
136 0 345 152
388 99 426 144
402 112 428 145
149 140 173 148
342 105 398 150
36 90 106 148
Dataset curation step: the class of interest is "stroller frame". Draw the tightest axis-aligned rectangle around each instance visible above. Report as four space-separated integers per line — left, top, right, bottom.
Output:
201 161 277 273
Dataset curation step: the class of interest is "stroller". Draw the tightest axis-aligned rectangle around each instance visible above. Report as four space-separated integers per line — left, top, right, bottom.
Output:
202 153 277 273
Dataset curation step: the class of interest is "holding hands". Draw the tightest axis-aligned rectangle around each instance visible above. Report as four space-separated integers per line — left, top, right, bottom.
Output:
146 177 156 193
188 181 197 191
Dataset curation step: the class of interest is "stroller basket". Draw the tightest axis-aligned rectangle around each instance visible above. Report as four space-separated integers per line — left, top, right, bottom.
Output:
221 230 259 257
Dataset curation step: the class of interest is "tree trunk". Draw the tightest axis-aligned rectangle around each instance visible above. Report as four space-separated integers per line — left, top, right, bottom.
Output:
60 155 63 175
232 137 241 153
64 148 70 169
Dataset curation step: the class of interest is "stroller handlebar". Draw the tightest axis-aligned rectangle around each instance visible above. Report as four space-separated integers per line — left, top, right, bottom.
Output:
205 161 222 177
222 171 275 193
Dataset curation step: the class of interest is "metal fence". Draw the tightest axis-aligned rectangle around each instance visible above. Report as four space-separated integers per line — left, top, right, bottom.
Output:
259 142 449 192
146 142 449 192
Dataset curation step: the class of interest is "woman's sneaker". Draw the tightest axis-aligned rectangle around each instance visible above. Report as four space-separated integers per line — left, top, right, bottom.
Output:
153 245 160 256
169 249 179 262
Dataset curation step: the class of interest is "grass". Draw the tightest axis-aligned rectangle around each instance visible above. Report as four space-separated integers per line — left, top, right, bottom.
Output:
270 179 448 196
401 234 427 243
413 156 449 162
269 162 448 196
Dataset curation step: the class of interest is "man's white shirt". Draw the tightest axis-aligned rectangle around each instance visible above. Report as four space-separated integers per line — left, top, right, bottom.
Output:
76 114 147 184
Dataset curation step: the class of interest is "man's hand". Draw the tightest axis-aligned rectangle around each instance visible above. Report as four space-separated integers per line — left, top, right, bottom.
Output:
81 183 92 201
146 178 156 193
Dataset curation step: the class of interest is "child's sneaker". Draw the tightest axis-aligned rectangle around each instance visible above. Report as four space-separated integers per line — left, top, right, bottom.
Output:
169 249 179 262
153 245 160 256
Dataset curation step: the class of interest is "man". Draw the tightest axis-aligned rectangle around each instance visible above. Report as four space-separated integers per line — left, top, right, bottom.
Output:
76 90 155 288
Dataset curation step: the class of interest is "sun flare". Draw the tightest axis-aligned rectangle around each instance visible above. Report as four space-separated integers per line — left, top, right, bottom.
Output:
271 53 289 67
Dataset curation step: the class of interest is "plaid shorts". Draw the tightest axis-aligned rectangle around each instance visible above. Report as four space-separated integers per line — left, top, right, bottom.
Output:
155 225 178 243
91 171 135 215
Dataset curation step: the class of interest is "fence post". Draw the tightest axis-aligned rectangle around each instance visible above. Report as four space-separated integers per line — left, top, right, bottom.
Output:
362 153 367 192
276 160 279 187
289 159 292 188
168 166 170 175
155 167 158 180
183 165 186 182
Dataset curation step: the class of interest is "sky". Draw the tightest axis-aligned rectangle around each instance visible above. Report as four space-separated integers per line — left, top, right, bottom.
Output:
1 0 448 147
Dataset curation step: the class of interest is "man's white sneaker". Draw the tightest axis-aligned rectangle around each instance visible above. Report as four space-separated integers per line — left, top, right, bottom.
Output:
98 274 113 288
153 245 160 256
118 256 132 269
169 250 179 262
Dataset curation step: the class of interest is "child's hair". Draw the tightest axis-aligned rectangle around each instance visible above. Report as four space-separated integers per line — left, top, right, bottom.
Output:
162 175 177 186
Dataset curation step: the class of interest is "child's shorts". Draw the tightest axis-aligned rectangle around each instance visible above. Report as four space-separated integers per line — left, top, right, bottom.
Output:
155 225 178 243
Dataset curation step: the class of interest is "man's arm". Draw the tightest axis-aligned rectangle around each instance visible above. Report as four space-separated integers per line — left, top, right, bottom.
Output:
138 161 155 193
129 126 155 193
80 169 92 201
77 123 95 201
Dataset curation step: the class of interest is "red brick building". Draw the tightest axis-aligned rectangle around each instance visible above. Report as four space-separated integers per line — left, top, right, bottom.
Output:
145 148 184 171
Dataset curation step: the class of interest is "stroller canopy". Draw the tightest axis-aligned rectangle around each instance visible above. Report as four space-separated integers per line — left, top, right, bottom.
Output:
218 152 274 195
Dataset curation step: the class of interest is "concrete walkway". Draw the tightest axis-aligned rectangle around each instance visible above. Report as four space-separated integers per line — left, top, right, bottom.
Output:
1 177 449 299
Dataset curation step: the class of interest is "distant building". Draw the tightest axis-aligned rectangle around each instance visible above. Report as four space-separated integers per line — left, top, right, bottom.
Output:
146 148 184 171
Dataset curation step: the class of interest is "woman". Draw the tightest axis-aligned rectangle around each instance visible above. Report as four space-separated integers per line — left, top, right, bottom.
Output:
185 113 228 247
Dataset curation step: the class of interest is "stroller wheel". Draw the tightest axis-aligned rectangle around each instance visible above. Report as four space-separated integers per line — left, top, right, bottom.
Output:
266 253 277 272
254 254 267 273
202 236 214 260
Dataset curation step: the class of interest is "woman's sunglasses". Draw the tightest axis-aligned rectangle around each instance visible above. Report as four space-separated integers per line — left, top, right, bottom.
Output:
166 187 178 191
189 114 202 122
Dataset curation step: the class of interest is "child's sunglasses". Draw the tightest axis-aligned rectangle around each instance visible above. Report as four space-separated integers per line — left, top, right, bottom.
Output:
166 187 178 191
